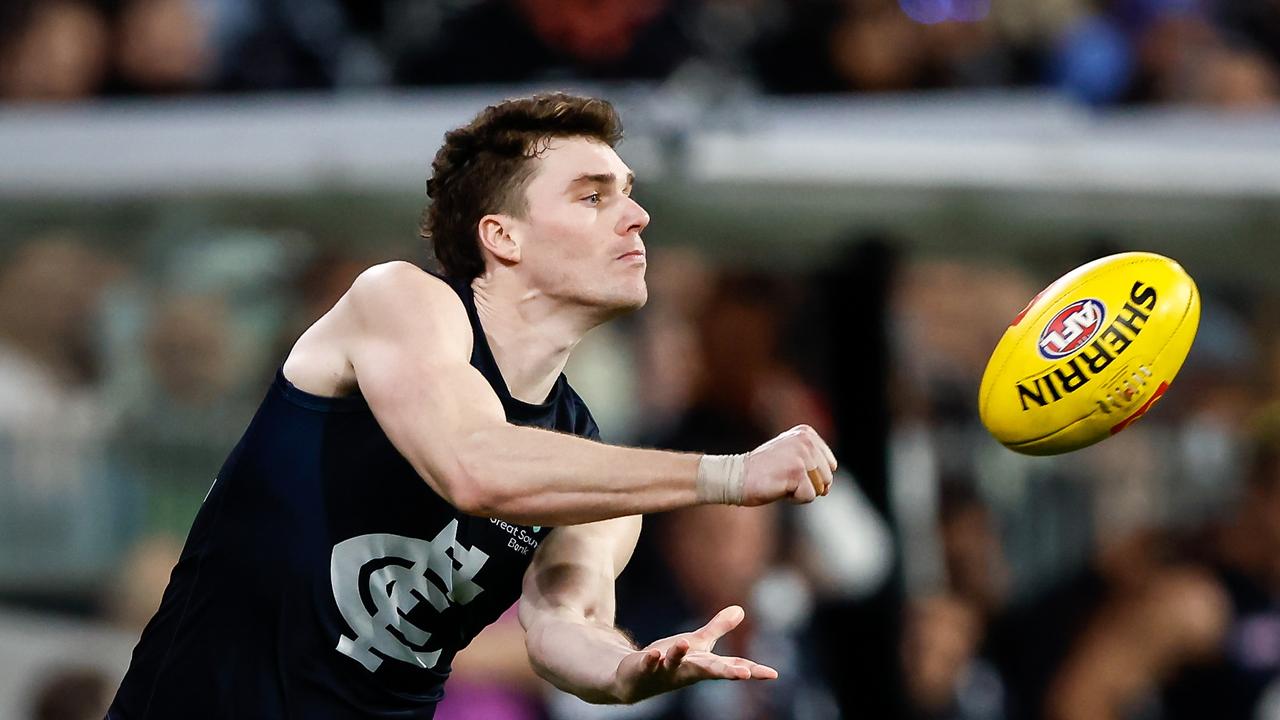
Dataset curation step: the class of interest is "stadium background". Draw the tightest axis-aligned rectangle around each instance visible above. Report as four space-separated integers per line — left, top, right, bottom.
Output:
3 0 1280 718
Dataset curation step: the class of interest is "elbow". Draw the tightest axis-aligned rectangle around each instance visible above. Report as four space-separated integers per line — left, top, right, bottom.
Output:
429 426 529 517
444 484 490 517
437 452 506 517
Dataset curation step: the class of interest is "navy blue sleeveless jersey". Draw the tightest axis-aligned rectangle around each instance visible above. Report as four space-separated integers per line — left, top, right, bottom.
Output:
108 272 599 719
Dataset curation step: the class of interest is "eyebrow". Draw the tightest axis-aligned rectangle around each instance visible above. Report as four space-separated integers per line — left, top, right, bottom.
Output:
567 171 635 193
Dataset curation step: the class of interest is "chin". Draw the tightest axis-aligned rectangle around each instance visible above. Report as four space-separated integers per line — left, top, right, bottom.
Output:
622 279 649 311
597 282 648 318
626 279 649 307
609 292 648 316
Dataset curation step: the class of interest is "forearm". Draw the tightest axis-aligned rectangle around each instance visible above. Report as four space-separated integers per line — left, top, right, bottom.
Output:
457 425 703 525
524 611 635 704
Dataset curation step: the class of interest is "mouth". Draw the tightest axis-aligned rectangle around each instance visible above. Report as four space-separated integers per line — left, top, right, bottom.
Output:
617 250 646 260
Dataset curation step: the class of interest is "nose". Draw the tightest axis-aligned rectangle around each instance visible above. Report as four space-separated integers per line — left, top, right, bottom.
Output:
617 195 650 236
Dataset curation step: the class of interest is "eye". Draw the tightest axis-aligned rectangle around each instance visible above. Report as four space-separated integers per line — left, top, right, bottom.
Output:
583 192 602 206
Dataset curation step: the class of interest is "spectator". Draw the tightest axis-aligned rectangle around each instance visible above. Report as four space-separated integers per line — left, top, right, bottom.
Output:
212 0 351 90
113 292 251 536
939 482 1011 625
1045 412 1280 720
102 534 183 632
902 482 1010 720
904 594 1005 720
111 0 213 94
1186 47 1280 108
629 248 713 438
0 236 128 596
829 0 933 92
0 236 119 496
270 249 373 371
0 0 110 102
28 665 109 720
388 0 697 85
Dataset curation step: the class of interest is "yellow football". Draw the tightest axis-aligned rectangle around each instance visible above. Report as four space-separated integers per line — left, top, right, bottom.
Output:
978 252 1200 456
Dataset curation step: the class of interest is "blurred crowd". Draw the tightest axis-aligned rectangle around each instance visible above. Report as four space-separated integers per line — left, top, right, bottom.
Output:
4 221 1280 720
2 0 1280 108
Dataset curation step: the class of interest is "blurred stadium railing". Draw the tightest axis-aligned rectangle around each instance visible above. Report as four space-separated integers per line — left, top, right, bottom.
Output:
5 89 1280 278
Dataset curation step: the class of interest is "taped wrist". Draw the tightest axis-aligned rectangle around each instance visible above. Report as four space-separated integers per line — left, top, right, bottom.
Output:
696 453 748 505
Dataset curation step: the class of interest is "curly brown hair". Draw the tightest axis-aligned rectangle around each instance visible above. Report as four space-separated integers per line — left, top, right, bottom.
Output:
421 93 624 281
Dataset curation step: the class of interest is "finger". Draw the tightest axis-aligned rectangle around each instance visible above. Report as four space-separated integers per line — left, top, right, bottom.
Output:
662 639 690 670
805 443 833 495
807 467 825 497
693 605 745 648
817 459 833 495
791 463 818 503
723 656 780 680
814 434 838 472
683 653 751 680
640 648 661 673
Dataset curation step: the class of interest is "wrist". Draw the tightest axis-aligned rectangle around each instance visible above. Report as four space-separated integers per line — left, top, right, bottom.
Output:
696 453 747 505
608 663 631 705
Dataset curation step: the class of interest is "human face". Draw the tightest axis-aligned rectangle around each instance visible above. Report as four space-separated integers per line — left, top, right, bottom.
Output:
508 137 650 315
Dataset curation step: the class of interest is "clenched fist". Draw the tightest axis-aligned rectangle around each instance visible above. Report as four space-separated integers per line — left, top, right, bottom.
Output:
742 424 837 506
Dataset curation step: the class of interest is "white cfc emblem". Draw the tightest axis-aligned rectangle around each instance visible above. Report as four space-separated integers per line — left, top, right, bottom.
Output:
331 520 489 672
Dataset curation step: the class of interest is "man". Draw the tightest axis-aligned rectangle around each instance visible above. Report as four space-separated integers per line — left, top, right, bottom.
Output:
107 93 838 718
1043 423 1280 720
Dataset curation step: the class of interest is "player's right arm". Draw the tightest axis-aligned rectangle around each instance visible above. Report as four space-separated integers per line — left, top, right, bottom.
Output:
335 262 836 526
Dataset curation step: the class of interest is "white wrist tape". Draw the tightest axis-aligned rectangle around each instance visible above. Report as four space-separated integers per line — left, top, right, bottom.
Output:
696 453 748 505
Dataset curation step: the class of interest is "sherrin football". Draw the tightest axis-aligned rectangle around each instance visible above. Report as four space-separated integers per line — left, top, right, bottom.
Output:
978 252 1200 456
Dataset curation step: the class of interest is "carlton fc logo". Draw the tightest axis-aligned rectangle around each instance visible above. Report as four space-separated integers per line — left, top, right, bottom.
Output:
331 521 489 672
1038 299 1106 360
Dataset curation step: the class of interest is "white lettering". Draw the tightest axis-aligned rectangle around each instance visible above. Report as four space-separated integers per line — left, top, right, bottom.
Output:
1040 303 1101 353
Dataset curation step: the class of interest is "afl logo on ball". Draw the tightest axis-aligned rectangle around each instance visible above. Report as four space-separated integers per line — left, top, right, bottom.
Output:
1038 299 1106 360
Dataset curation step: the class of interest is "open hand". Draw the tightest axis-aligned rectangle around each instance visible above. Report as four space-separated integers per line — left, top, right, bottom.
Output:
612 606 778 704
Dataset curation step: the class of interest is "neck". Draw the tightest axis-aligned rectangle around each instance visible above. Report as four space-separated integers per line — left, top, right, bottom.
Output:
470 273 597 405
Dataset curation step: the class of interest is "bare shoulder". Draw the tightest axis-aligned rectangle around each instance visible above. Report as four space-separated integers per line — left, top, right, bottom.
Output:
284 261 472 396
347 261 465 320
349 260 452 299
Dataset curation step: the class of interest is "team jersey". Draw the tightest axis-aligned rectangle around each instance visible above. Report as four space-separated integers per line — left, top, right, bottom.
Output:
108 271 599 719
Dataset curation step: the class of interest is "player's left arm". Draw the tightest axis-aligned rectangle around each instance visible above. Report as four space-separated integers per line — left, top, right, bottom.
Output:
519 515 777 705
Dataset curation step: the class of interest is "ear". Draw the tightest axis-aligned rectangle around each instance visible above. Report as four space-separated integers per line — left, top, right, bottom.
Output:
477 214 522 266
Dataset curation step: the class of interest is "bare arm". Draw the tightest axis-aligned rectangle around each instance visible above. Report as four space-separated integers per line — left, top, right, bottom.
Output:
519 516 777 704
336 262 836 526
1045 566 1229 720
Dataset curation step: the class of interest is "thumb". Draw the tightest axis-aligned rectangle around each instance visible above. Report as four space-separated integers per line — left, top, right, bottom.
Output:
694 605 745 649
